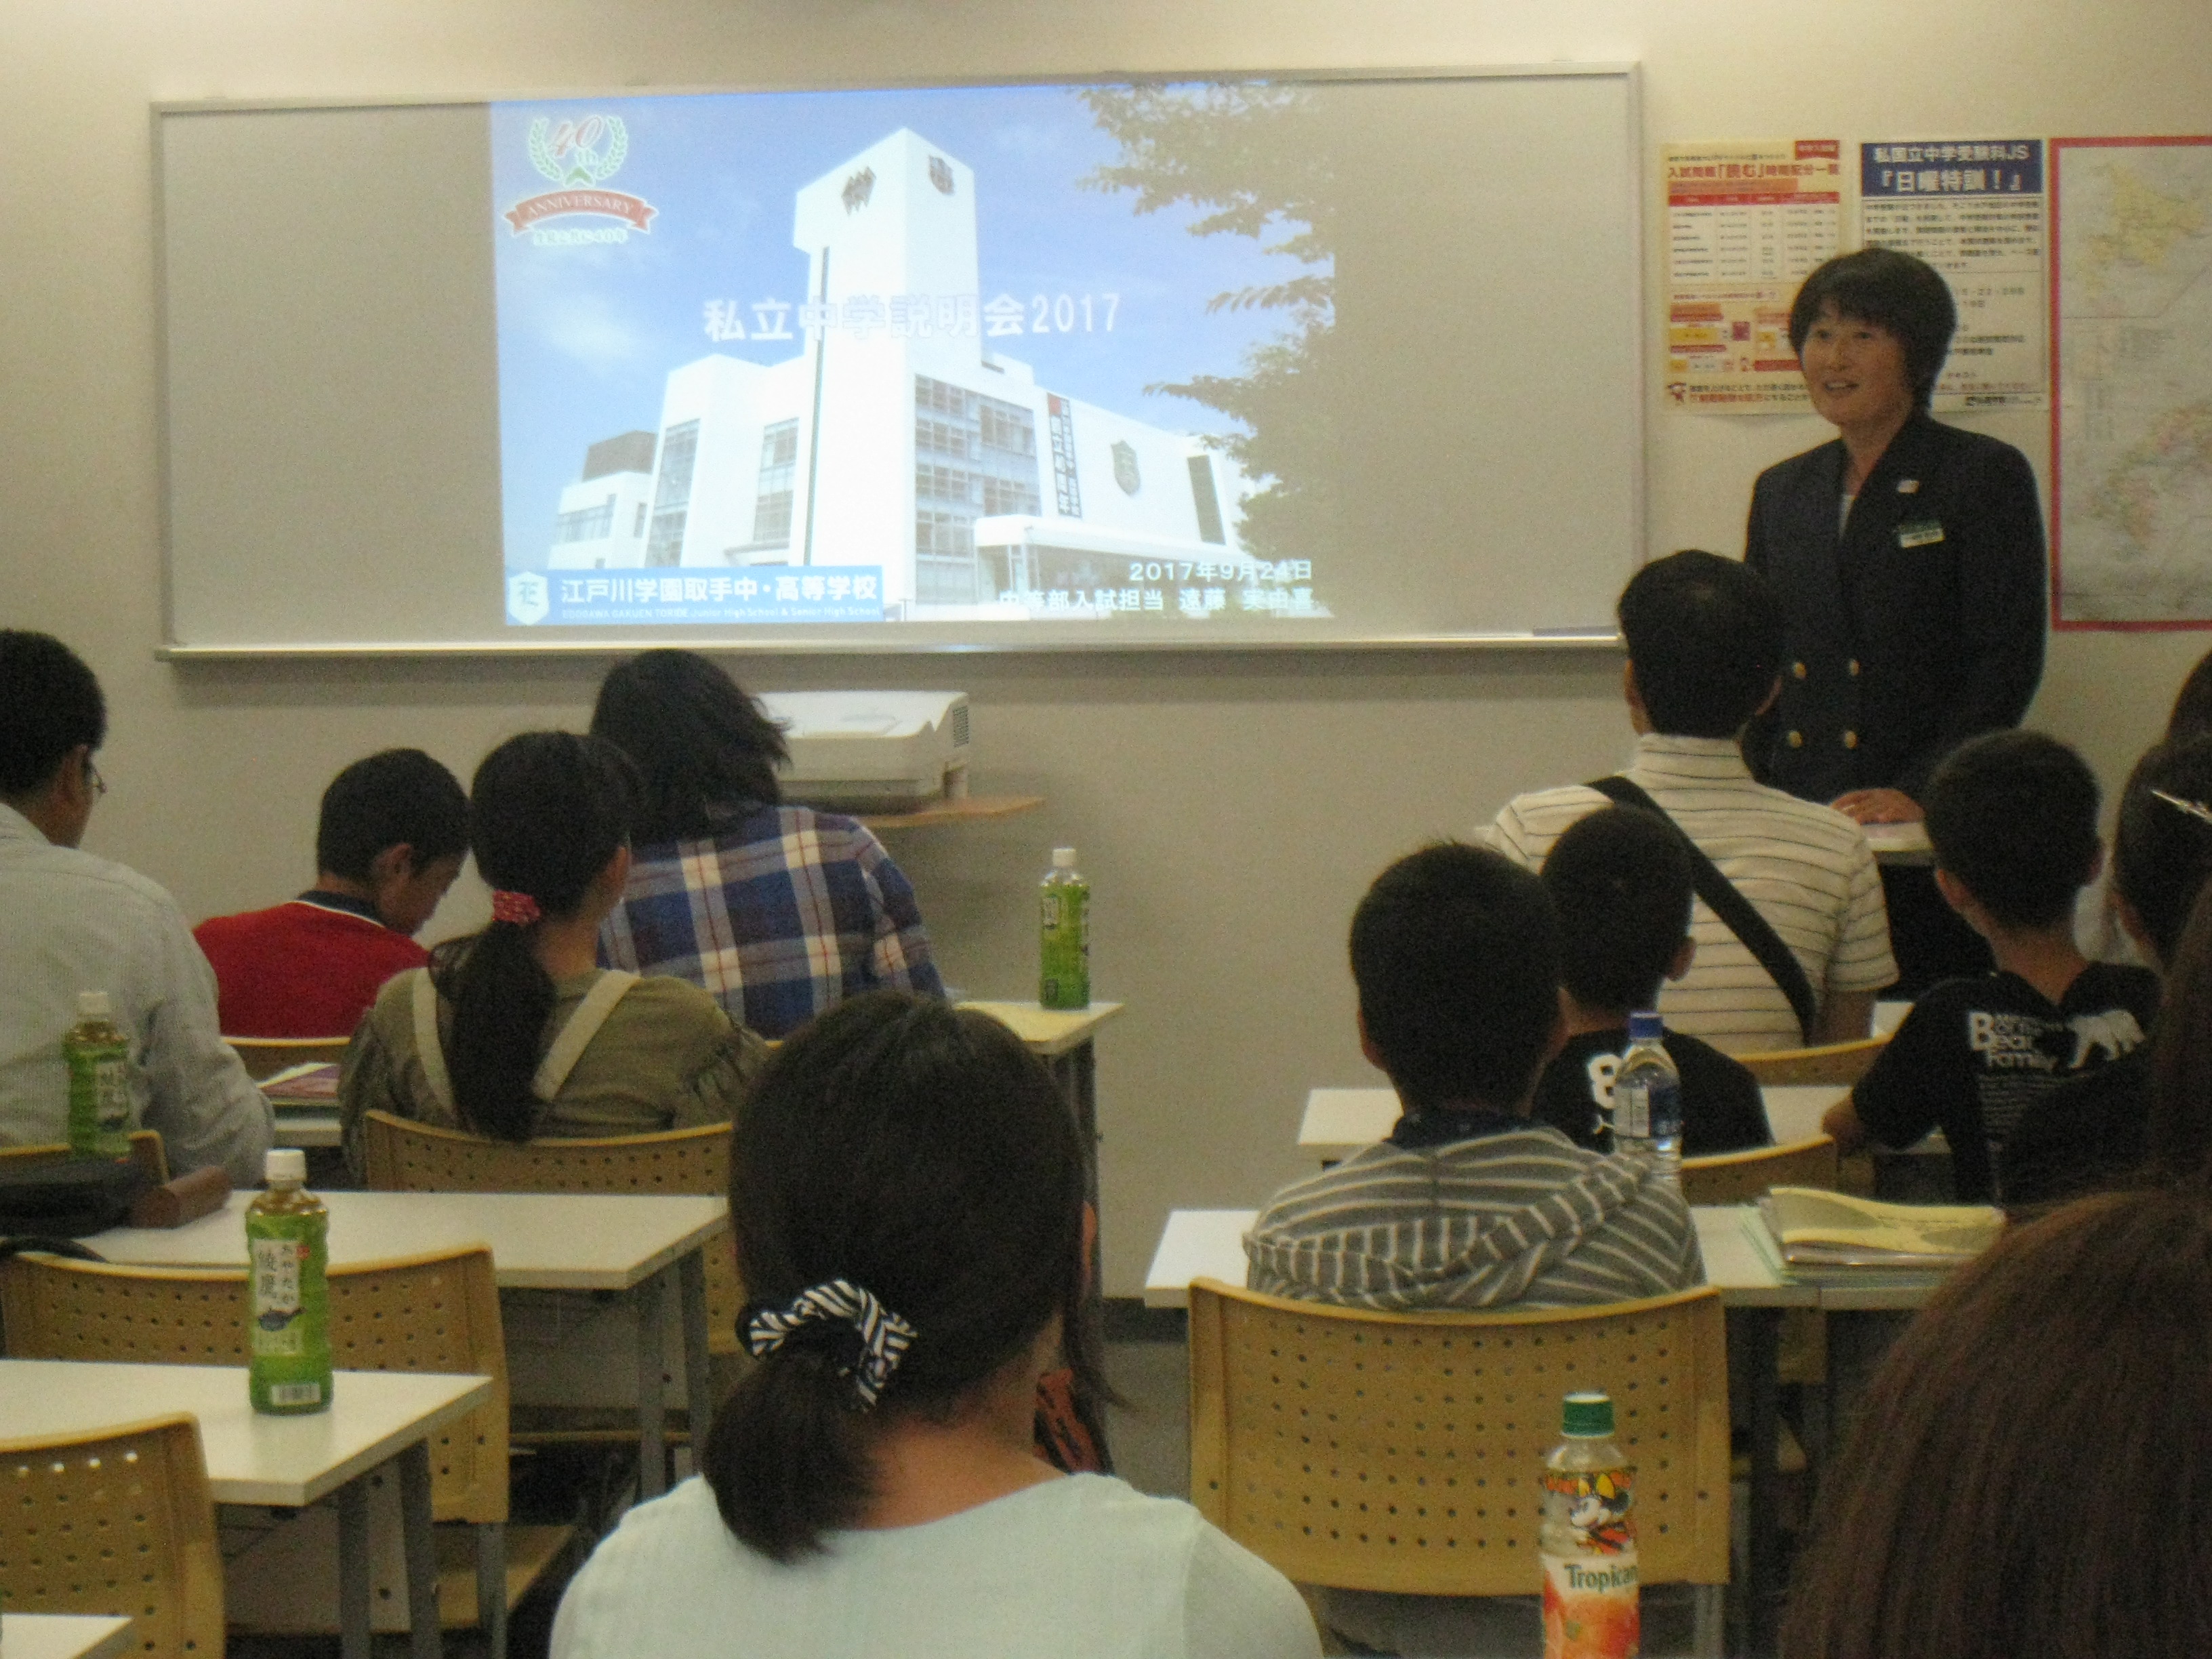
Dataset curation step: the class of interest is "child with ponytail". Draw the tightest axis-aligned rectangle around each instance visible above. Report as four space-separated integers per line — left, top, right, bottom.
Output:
339 731 763 1174
549 991 1317 1659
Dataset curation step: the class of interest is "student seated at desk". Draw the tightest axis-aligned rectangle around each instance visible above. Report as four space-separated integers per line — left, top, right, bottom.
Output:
194 748 467 1038
1824 731 2160 1202
2004 736 2212 1210
0 630 270 1183
589 649 944 1040
551 992 1317 1659
1246 842 1703 1311
1532 805 1771 1156
1785 1183 2212 1659
339 731 764 1179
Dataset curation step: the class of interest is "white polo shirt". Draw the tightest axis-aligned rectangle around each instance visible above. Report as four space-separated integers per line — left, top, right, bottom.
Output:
0 802 272 1182
1481 733 1899 1053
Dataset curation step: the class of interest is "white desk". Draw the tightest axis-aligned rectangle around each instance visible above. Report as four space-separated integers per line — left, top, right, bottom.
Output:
83 1190 726 1498
1296 1084 1856 1162
0 1615 135 1659
1862 821 1934 865
0 1360 490 1659
271 1107 341 1150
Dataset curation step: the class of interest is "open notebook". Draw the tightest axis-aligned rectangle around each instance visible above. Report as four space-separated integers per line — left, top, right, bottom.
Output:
1757 1186 2003 1269
258 1061 341 1105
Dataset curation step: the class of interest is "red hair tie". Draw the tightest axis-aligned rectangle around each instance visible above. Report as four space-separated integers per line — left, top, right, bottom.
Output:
489 889 542 926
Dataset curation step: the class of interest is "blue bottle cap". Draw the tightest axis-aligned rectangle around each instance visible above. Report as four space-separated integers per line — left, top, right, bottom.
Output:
1627 1010 1664 1043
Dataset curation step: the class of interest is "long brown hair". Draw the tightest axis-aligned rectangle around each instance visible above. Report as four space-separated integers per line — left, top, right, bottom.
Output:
1784 1185 2212 1659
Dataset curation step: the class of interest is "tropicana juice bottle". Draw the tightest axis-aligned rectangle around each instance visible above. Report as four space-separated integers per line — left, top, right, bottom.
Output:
246 1148 333 1414
1540 1389 1641 1659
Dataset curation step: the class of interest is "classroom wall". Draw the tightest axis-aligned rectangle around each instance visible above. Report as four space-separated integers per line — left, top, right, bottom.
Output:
5 0 2207 1290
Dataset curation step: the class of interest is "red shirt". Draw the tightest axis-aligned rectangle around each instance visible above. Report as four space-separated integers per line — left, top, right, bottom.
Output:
193 895 428 1038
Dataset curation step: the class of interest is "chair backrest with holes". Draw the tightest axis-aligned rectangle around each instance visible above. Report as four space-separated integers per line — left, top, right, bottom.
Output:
1187 1279 1729 1597
361 1109 740 1353
1681 1134 1840 1207
0 1246 507 1524
0 1412 225 1656
1736 1036 1887 1088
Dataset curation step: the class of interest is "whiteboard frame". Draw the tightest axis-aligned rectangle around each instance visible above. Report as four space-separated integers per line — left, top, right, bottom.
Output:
154 64 1643 660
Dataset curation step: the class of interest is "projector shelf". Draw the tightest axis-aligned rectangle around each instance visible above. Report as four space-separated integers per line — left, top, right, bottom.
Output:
854 794 1045 830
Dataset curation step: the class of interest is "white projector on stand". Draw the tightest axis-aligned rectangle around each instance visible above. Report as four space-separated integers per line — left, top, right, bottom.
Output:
756 691 971 814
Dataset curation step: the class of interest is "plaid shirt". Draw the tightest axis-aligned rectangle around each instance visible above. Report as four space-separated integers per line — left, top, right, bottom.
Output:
599 804 944 1040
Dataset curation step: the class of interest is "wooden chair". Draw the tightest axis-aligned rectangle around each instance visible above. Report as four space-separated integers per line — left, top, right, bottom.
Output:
361 1109 740 1357
1188 1279 1729 1655
0 1246 564 1658
223 1036 350 1082
1681 1135 1839 1208
0 1129 169 1183
1736 1036 1887 1088
0 1412 226 1657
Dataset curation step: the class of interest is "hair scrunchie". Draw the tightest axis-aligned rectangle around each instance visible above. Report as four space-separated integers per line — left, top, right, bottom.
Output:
743 1279 916 1408
489 889 542 925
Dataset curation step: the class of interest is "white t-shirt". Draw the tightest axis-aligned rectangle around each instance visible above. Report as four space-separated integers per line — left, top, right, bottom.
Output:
550 1474 1319 1659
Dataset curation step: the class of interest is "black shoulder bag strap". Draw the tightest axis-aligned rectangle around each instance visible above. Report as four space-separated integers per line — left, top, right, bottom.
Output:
1584 775 1820 1045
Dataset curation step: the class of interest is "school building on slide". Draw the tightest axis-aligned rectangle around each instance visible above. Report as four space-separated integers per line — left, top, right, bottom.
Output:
544 126 1257 619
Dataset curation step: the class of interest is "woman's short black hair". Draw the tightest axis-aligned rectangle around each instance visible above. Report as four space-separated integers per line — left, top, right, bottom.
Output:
703 992 1109 1563
1788 247 1957 413
590 649 788 842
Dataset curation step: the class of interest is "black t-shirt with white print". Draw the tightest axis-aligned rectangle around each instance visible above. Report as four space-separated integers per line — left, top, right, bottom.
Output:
1533 1029 1772 1158
1852 963 2161 1202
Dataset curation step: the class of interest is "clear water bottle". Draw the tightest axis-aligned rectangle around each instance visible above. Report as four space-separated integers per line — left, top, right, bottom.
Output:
1612 1010 1682 1185
1540 1390 1641 1659
1039 846 1090 1010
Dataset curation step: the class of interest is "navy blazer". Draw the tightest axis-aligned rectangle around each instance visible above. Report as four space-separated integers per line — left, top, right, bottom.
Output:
1744 414 2047 804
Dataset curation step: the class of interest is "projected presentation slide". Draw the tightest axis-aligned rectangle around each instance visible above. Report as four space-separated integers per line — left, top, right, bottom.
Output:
493 85 1334 630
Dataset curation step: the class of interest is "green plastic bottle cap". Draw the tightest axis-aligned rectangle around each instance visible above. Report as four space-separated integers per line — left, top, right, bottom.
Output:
1561 1391 1615 1437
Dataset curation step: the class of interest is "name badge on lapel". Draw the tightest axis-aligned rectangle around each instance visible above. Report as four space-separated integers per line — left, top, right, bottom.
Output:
1898 518 1945 549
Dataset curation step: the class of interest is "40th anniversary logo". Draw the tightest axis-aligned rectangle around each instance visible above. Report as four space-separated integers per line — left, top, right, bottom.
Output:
503 115 657 237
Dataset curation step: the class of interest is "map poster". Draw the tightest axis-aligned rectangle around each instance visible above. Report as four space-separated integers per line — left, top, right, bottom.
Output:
1862 140 2047 411
1664 140 1843 411
2052 136 2212 628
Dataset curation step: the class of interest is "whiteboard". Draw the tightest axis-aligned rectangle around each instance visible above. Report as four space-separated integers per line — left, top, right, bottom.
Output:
157 69 1642 654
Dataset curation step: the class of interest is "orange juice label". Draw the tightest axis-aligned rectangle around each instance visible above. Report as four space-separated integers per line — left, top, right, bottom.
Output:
1542 1553 1641 1659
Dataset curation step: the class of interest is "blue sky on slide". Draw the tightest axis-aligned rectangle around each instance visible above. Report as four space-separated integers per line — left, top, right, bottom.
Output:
491 84 1326 566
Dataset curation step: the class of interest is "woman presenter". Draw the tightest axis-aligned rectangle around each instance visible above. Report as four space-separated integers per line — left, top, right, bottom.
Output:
1746 247 2047 992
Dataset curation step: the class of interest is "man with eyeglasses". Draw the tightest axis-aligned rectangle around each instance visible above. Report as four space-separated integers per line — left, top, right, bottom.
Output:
0 630 270 1182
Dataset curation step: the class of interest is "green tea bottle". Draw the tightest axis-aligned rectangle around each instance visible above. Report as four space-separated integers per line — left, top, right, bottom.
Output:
64 991 132 1158
247 1149 333 1414
1039 846 1090 1010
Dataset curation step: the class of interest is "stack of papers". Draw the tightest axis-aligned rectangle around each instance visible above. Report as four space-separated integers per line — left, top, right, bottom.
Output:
258 1061 341 1105
1757 1186 2002 1269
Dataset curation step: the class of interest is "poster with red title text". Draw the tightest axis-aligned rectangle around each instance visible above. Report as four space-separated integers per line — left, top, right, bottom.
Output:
1664 140 1843 411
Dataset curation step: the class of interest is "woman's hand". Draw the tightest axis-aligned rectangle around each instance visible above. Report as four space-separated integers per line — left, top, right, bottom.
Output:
1830 787 1923 825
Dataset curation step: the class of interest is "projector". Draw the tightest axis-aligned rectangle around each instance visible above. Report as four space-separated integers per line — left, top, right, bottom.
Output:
756 691 971 814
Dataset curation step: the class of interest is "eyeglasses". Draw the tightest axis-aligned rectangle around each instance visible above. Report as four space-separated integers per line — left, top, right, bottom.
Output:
85 758 106 798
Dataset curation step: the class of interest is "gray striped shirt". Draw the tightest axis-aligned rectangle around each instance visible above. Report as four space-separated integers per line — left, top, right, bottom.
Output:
1245 1124 1704 1311
1481 733 1898 1053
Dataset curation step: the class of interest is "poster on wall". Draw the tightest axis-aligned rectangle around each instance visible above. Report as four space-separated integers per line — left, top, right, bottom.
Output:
2051 136 2212 628
1663 140 1843 411
1860 139 2047 411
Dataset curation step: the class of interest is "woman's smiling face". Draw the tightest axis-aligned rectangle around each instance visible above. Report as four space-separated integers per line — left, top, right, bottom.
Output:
1798 301 1916 438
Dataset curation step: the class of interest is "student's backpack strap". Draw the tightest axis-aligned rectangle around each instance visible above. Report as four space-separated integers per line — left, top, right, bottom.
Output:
409 967 456 1114
531 970 640 1101
1585 775 1821 1045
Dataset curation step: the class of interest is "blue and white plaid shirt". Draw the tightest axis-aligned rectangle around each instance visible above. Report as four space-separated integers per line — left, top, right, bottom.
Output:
599 803 945 1040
